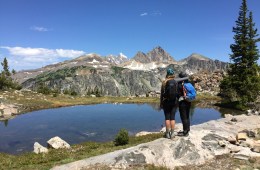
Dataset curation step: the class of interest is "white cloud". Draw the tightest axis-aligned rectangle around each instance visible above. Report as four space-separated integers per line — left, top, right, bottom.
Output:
1 46 85 58
140 11 162 17
55 49 86 58
30 26 50 32
0 46 86 70
140 12 148 17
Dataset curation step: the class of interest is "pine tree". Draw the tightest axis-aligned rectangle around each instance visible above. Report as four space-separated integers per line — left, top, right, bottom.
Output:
1 57 11 77
0 57 11 89
0 58 21 90
12 69 16 75
220 0 260 105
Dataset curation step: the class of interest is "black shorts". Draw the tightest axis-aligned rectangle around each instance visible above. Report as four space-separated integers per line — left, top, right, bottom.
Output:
163 100 177 120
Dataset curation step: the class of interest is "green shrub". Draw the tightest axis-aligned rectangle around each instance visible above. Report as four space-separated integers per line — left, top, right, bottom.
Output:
70 91 77 96
63 89 70 95
52 93 58 97
37 84 51 95
114 128 129 146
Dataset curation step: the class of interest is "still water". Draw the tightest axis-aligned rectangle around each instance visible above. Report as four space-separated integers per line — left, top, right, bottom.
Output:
0 103 227 154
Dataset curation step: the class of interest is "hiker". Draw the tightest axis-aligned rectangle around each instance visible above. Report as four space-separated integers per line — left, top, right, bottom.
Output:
177 72 193 137
160 68 178 139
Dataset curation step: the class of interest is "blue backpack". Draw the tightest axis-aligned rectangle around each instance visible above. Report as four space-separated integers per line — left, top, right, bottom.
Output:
183 83 196 102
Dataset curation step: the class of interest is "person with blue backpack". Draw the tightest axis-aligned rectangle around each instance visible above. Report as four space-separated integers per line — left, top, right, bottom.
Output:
160 68 178 139
177 72 196 137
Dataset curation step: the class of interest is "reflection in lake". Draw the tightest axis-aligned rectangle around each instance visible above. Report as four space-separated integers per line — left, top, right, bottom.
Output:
0 102 237 155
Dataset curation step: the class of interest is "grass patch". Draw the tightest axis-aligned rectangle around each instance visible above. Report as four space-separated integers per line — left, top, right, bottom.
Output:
196 93 221 101
0 133 163 170
0 90 159 114
215 100 248 111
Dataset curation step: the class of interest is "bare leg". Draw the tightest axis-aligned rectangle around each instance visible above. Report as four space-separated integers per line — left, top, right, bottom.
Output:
170 120 175 130
165 120 171 130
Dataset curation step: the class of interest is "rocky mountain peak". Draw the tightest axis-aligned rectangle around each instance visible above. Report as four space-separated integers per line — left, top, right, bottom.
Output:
132 51 149 63
73 53 104 62
147 46 175 63
133 46 175 64
105 53 129 65
187 53 210 61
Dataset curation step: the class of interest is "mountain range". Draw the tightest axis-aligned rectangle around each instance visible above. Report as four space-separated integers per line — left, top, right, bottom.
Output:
14 46 228 96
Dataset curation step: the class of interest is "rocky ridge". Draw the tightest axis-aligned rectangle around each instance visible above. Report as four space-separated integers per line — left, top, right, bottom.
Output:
191 70 225 95
11 46 229 96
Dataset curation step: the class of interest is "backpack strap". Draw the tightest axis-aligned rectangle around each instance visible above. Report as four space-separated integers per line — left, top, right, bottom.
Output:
163 78 173 91
182 81 187 97
162 78 176 102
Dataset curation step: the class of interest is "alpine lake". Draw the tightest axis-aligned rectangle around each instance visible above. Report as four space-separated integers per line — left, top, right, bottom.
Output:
0 101 242 155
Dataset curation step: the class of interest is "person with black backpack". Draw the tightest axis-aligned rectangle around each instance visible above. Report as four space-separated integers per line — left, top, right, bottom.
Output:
177 72 196 137
160 68 178 139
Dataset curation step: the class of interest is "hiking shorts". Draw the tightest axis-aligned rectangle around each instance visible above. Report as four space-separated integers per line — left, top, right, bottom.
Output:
163 100 177 120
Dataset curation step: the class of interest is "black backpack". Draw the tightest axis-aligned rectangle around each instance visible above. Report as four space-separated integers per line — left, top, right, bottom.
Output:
163 79 178 101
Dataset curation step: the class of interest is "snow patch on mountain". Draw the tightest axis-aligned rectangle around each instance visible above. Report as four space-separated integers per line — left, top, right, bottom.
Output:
87 59 100 64
123 61 168 70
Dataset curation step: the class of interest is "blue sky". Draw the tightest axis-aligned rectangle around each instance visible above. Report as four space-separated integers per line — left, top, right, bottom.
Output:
0 0 260 71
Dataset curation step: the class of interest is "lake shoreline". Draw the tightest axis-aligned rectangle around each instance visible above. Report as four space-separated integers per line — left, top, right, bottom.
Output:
0 90 221 121
0 90 258 169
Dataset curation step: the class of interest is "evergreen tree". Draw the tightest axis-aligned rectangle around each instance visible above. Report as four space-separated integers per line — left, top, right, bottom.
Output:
220 0 260 105
1 57 11 77
0 57 22 90
12 69 16 75
0 57 12 89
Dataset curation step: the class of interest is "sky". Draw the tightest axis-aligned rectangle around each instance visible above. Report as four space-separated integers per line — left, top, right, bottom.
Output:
0 0 260 71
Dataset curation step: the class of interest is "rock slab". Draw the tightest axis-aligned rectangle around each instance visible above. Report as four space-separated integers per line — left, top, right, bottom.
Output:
51 115 260 170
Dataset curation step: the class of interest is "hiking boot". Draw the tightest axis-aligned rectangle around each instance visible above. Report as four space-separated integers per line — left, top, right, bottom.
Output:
177 131 189 137
165 132 171 139
170 130 175 139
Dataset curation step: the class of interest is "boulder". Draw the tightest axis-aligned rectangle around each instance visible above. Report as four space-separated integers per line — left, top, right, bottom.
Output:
251 146 260 153
3 108 13 117
47 136 70 149
0 104 7 109
218 140 227 147
34 142 48 154
230 117 238 122
224 114 233 118
0 104 18 117
229 146 240 153
236 132 247 141
228 136 237 144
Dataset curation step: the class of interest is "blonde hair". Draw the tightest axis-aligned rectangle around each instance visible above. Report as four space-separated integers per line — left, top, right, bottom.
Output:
162 75 175 87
